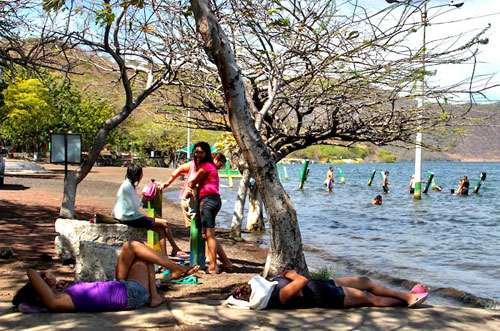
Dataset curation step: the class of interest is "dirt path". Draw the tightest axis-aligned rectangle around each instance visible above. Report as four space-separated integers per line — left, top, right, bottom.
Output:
0 162 267 304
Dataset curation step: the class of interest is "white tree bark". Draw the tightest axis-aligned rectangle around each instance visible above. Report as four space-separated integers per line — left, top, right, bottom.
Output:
189 0 308 276
246 184 264 232
229 168 250 239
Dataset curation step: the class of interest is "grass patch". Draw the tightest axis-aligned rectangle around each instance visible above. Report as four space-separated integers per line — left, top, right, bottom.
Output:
310 267 336 280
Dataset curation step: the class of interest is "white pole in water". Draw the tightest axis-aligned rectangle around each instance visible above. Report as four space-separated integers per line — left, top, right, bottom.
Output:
187 110 191 161
385 0 464 199
413 2 426 200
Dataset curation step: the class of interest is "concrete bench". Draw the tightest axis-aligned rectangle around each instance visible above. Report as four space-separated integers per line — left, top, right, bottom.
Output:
55 218 146 281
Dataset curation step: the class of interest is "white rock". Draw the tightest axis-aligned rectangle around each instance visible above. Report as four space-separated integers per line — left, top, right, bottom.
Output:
75 241 121 281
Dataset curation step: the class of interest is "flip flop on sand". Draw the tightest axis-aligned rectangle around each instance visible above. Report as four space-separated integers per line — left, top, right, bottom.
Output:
171 275 202 285
181 265 200 278
408 292 428 308
410 284 427 294
171 251 190 259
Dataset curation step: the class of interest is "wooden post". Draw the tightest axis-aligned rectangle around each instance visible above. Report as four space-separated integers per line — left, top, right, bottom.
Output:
298 160 309 190
423 172 434 194
473 172 486 193
190 218 205 268
147 180 162 253
337 167 346 184
367 169 376 186
225 160 233 188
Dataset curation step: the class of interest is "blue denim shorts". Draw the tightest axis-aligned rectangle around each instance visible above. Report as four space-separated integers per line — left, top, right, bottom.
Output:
121 279 150 309
199 194 221 233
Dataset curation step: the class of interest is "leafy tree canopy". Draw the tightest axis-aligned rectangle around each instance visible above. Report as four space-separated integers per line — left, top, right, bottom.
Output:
0 78 55 149
0 67 115 150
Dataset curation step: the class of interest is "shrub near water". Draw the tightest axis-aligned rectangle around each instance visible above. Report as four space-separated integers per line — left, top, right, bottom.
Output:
310 267 336 281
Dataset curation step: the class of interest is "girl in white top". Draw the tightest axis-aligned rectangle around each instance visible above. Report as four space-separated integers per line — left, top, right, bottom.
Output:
112 164 187 258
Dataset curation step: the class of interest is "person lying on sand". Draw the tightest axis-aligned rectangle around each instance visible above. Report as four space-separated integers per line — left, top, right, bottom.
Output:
226 270 428 310
13 241 199 313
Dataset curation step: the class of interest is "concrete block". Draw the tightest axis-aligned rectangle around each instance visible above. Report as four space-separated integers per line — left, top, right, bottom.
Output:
75 241 121 282
54 218 145 260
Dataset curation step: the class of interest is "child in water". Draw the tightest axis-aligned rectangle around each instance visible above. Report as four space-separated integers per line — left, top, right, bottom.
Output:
382 171 390 194
372 195 382 205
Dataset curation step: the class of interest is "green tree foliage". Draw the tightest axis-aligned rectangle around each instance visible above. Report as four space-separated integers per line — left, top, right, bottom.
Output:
123 114 187 163
289 144 373 162
0 68 115 151
47 78 115 147
377 150 397 163
214 132 238 156
0 80 8 123
0 78 56 151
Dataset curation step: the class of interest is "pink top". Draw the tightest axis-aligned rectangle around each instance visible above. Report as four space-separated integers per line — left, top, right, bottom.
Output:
179 161 198 200
198 162 219 199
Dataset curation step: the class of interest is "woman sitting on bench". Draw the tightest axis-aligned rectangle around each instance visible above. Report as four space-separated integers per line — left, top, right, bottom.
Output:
112 164 188 258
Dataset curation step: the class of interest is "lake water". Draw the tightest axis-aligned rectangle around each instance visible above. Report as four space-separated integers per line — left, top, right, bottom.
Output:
165 161 500 309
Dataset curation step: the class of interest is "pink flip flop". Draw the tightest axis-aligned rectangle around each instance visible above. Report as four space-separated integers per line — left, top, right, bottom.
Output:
410 284 427 294
408 292 428 308
171 251 189 259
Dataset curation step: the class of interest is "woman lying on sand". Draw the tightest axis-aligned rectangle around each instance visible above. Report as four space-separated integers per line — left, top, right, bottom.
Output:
13 241 199 312
226 269 428 310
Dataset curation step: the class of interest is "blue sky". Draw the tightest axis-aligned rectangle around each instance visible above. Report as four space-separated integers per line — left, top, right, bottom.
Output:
360 0 500 103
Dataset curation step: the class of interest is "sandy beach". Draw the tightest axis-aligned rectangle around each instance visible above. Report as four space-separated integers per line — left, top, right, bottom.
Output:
0 161 266 303
0 161 499 330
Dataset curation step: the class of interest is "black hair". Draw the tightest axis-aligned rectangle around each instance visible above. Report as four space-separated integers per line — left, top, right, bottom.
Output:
126 163 143 187
232 284 252 302
12 283 44 308
375 195 382 200
193 141 213 169
385 171 389 175
212 152 226 165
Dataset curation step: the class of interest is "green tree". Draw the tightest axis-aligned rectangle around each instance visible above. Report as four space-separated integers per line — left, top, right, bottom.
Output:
377 150 396 163
47 78 115 147
0 78 56 152
0 68 117 154
0 80 8 124
125 114 187 165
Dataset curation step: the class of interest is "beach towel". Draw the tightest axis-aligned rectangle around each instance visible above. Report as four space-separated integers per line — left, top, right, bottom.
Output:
224 276 278 310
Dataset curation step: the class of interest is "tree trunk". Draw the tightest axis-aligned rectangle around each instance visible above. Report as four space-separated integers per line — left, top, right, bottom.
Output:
189 0 308 277
59 125 110 218
60 171 78 218
229 168 250 240
246 185 264 232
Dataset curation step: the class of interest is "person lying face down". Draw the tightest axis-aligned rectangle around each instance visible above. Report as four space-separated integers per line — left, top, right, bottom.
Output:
12 241 199 313
227 270 428 310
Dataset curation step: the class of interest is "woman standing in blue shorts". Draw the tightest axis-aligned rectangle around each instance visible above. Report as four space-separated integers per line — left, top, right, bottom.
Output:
184 142 233 274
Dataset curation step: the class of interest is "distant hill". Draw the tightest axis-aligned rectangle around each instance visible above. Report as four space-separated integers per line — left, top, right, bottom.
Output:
43 47 500 162
387 102 500 162
445 103 500 161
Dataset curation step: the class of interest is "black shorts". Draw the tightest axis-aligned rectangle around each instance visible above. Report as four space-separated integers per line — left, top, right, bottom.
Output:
199 194 221 233
121 216 154 230
325 280 346 308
